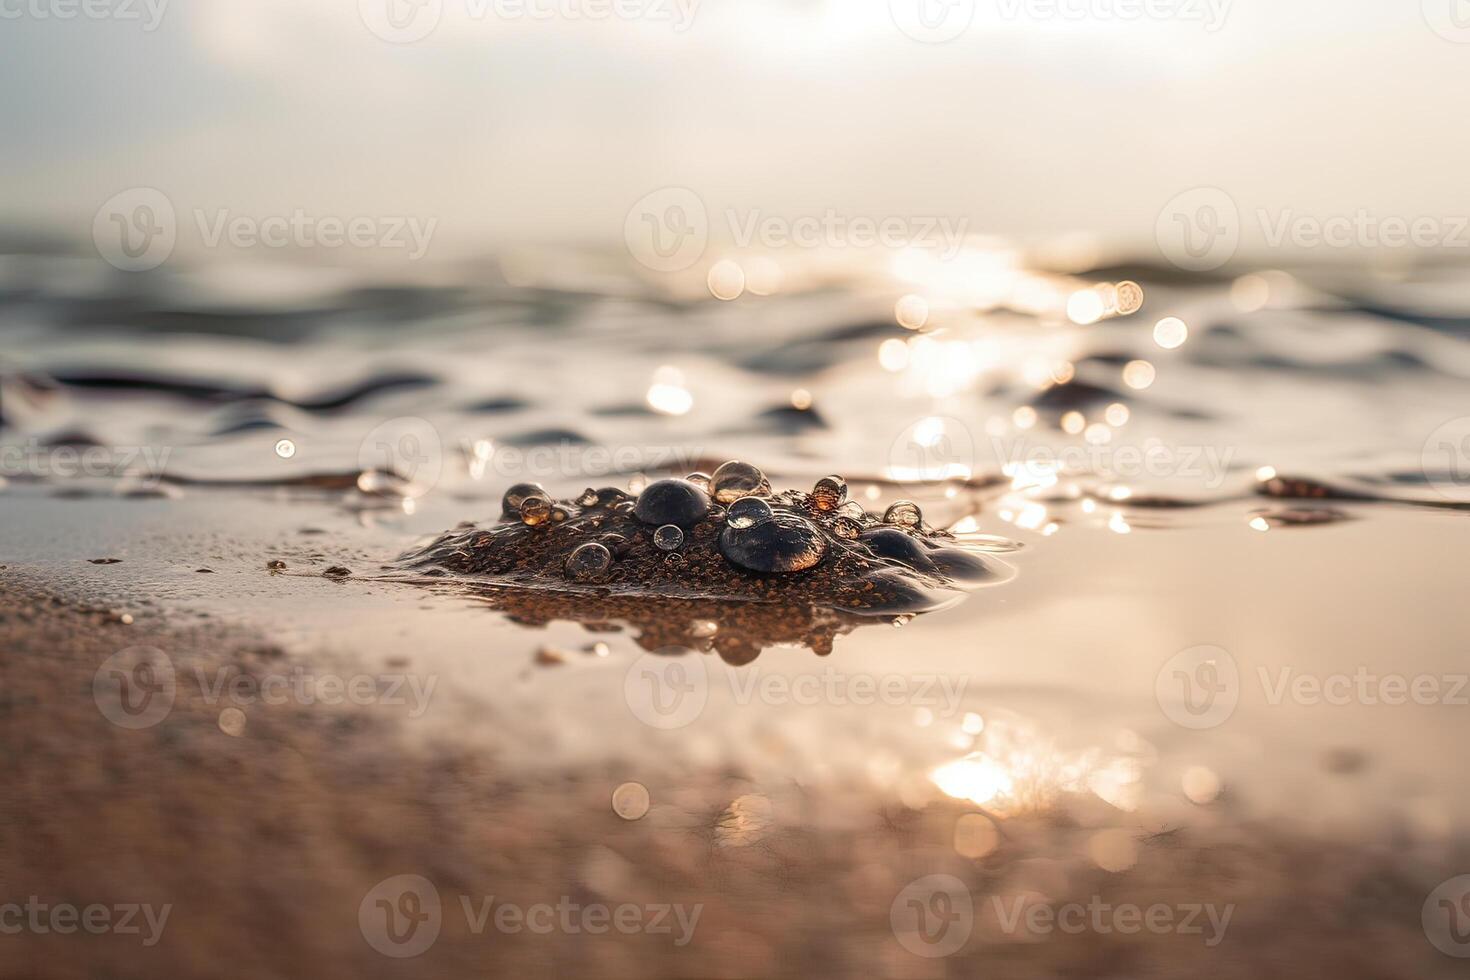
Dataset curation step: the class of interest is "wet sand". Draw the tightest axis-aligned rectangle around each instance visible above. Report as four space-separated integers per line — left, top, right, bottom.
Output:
3 567 1461 980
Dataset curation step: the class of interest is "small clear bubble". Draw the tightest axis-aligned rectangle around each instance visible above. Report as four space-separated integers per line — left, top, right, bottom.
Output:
218 707 247 737
709 460 771 505
884 500 922 527
653 524 685 550
812 475 847 512
612 781 651 820
519 495 552 526
726 497 774 529
565 542 613 582
275 439 296 459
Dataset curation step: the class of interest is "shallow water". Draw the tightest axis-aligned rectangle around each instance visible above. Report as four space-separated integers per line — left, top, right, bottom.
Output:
4 249 1470 975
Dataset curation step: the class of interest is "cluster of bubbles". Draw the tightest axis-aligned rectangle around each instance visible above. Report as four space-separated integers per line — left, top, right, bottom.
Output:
496 460 956 586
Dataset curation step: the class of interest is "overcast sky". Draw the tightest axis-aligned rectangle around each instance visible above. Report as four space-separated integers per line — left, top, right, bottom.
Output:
3 0 1468 264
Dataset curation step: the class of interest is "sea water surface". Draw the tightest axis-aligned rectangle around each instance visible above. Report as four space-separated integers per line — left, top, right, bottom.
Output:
3 247 1470 975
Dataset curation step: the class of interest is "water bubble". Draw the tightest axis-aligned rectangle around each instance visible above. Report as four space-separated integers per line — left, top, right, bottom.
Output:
634 478 710 528
832 517 863 540
502 482 547 516
720 514 826 573
612 782 651 820
1114 280 1144 315
709 460 771 505
519 495 552 526
812 475 847 511
274 438 296 459
577 487 600 507
837 499 866 520
726 496 774 529
685 471 712 491
884 500 923 527
653 524 685 551
565 542 613 582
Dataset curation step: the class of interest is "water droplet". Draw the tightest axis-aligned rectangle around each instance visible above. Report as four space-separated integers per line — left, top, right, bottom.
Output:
502 482 547 516
709 460 771 505
218 707 247 736
726 496 774 529
811 475 847 511
577 487 600 507
884 500 922 527
653 524 685 551
720 514 826 573
1114 280 1144 315
634 479 710 528
612 782 651 820
832 516 862 539
685 471 712 491
837 499 866 520
519 495 552 526
565 542 613 582
274 438 296 459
